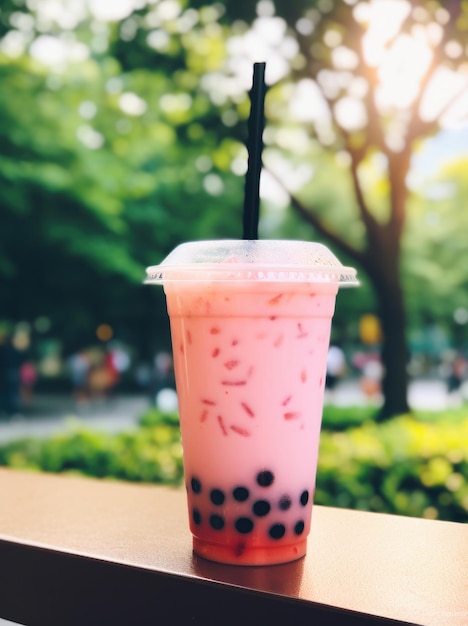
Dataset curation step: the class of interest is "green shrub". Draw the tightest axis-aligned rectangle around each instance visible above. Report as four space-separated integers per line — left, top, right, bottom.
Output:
321 404 378 430
0 409 184 485
1 406 467 522
316 413 468 522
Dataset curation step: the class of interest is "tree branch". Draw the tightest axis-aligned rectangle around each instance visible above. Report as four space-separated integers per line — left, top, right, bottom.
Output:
406 2 463 144
408 81 468 144
265 165 366 268
319 93 383 245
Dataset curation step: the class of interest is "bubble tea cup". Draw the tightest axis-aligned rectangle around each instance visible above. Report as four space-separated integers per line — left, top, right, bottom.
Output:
145 239 358 566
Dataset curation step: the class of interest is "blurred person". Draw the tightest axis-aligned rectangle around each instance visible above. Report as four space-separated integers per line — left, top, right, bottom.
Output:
19 360 37 407
0 333 23 417
152 350 176 408
447 351 467 392
84 348 109 402
134 361 152 391
446 350 467 406
87 361 110 401
360 356 384 403
68 350 90 404
109 344 130 375
103 347 120 398
326 344 346 391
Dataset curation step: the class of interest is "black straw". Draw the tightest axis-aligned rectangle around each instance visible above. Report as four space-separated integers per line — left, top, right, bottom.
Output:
243 62 266 240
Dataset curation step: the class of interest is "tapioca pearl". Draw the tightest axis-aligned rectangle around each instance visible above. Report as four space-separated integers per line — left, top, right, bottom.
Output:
300 490 309 506
278 495 291 511
210 488 225 506
256 470 274 487
209 514 225 531
294 520 305 535
269 523 286 540
235 517 254 534
191 477 202 494
233 486 250 502
192 508 202 525
253 500 271 517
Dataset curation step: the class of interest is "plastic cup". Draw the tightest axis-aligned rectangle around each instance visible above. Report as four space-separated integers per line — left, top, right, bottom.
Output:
145 240 357 566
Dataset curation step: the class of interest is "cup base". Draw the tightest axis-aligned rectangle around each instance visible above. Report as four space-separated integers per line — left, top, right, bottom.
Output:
193 537 307 566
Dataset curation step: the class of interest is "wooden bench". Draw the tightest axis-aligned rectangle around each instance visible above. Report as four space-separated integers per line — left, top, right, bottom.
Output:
0 468 466 625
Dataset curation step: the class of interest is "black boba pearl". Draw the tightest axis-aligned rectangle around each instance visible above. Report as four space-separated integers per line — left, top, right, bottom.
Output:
210 489 225 506
269 523 286 540
233 486 250 502
210 514 225 531
294 520 305 535
300 490 309 506
192 508 202 525
279 495 291 511
235 517 254 534
253 500 271 517
191 477 202 494
256 470 274 487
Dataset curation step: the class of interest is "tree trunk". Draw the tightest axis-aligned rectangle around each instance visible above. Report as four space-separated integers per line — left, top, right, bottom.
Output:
280 148 413 419
367 255 410 420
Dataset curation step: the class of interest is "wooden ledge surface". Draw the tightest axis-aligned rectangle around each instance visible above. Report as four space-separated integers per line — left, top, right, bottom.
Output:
0 468 467 626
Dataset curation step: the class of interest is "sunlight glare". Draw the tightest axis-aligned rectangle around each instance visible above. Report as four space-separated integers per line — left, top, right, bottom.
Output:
332 46 359 70
334 96 367 130
376 34 432 109
89 0 143 22
358 0 411 66
119 92 148 116
420 67 468 127
290 78 331 124
357 0 467 126
260 167 290 209
30 35 89 67
226 16 296 90
0 31 27 58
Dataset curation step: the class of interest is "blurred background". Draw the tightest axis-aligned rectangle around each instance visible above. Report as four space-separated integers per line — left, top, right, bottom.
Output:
0 0 467 521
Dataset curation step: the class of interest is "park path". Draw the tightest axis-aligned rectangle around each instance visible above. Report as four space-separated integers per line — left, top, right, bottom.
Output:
0 394 149 444
0 378 459 445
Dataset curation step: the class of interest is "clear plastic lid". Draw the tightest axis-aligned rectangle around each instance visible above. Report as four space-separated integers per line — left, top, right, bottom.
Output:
145 239 358 286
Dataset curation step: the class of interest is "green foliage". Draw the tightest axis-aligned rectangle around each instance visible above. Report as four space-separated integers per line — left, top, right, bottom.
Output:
0 411 184 485
321 404 378 430
1 0 468 417
316 411 468 523
403 158 468 336
1 405 467 522
0 7 245 354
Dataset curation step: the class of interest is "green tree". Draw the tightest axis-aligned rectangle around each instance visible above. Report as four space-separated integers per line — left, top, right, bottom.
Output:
253 0 468 418
1 0 467 413
0 1 245 356
403 156 468 344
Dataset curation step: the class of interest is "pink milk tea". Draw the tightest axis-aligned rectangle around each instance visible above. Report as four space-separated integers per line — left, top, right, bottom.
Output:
146 240 357 566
